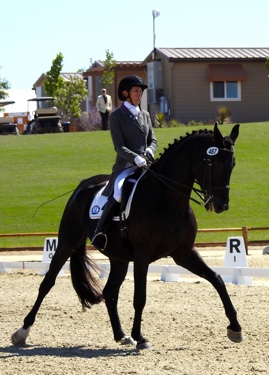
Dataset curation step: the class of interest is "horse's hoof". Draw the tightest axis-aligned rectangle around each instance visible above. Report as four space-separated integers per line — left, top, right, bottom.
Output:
11 331 26 346
136 340 153 350
11 327 31 346
227 328 243 343
120 336 137 346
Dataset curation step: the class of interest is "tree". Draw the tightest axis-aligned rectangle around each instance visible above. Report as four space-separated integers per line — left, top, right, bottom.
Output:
0 67 10 100
56 75 87 119
102 50 116 88
44 53 64 97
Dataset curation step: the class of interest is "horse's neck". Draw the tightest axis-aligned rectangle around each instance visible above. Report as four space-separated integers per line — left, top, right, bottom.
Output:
151 149 195 198
155 148 194 182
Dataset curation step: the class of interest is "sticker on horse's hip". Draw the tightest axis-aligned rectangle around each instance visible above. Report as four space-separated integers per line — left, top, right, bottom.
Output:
206 147 219 156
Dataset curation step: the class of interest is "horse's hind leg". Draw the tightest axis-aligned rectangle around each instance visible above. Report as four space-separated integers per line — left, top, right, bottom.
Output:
103 259 136 345
172 248 243 343
11 241 72 346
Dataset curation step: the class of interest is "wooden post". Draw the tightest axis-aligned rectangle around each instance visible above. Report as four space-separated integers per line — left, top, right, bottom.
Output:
242 227 248 255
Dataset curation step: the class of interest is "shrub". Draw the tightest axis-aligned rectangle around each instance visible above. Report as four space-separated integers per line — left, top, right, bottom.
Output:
216 106 232 124
186 120 205 127
78 109 102 131
154 112 167 128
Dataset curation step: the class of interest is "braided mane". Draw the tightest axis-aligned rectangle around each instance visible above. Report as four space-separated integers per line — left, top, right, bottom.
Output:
154 128 214 164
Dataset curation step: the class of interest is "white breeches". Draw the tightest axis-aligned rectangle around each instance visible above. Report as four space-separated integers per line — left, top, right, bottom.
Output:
113 165 138 203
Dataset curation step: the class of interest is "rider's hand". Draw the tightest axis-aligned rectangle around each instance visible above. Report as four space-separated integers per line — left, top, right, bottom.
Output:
144 147 154 162
144 147 154 158
134 155 147 168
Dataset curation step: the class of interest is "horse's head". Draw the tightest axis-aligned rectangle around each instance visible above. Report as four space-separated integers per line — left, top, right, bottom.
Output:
194 124 239 213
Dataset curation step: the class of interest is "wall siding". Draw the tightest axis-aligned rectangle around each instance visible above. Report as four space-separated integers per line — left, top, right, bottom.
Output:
164 61 269 123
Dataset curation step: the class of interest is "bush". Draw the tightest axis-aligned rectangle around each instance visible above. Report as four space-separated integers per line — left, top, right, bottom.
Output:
216 106 232 124
78 109 102 131
186 120 205 127
154 112 167 128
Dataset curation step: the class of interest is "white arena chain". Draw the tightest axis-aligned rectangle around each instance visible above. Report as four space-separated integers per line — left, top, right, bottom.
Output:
1 261 269 285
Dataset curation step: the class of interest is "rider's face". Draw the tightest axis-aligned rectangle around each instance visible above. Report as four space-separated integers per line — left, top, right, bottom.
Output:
127 86 143 106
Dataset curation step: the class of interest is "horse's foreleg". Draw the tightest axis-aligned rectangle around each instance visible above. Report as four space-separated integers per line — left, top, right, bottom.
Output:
103 260 131 344
11 246 69 346
173 249 243 343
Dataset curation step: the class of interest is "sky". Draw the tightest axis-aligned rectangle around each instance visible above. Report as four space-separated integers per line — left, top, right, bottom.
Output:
1 0 269 112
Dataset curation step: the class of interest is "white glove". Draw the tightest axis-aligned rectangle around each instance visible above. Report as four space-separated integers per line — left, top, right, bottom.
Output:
144 147 154 158
134 155 147 168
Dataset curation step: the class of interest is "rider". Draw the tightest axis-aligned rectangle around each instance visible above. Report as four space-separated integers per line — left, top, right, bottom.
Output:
92 75 158 251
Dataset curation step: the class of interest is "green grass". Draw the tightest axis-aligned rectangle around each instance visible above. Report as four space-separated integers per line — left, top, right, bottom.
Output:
0 122 268 247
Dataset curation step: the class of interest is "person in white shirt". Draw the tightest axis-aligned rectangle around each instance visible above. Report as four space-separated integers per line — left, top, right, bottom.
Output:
96 88 112 130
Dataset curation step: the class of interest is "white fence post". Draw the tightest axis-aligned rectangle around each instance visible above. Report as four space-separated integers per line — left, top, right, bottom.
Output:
222 236 253 285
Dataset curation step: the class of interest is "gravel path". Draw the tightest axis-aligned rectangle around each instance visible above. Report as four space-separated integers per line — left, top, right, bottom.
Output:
1 247 269 375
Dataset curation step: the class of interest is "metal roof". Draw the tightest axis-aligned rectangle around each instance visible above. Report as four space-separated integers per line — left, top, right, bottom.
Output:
60 72 83 81
85 60 144 72
154 48 269 61
32 72 83 88
93 60 143 67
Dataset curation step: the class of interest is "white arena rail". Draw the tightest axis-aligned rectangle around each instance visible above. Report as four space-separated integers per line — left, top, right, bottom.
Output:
1 261 269 285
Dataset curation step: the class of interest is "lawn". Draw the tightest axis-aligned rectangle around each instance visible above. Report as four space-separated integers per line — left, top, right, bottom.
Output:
0 122 268 247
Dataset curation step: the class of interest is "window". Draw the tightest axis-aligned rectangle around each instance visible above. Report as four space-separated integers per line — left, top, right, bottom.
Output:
210 81 241 101
208 64 245 102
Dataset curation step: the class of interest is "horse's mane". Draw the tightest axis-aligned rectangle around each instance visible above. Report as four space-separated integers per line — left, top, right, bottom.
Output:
153 128 214 166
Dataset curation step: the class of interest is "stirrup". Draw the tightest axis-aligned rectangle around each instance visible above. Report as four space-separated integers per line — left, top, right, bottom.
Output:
92 232 108 251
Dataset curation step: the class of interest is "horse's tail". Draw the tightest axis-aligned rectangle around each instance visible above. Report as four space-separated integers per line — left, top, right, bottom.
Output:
70 242 103 309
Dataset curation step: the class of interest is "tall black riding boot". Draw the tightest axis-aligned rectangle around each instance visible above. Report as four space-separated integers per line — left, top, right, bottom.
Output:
91 197 119 251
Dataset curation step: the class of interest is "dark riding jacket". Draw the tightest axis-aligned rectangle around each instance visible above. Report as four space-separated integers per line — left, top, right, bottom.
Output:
103 103 157 196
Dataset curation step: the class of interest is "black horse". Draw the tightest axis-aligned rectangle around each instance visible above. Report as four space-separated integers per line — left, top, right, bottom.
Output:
12 124 243 350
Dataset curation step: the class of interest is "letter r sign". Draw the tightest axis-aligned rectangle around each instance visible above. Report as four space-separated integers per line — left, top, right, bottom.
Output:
224 236 248 268
229 238 241 254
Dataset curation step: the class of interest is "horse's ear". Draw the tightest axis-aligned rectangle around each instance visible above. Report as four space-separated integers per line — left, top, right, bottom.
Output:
213 123 224 147
229 124 240 144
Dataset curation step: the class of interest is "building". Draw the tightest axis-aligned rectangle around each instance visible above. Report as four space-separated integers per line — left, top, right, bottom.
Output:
143 47 269 123
33 48 269 124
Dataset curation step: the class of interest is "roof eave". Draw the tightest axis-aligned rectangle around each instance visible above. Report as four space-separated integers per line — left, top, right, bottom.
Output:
168 57 268 63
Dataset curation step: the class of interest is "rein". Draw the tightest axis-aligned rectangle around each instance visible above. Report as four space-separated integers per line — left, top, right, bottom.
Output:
33 142 233 215
145 167 204 206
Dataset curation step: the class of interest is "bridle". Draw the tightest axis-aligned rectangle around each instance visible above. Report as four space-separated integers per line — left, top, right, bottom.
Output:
146 145 234 207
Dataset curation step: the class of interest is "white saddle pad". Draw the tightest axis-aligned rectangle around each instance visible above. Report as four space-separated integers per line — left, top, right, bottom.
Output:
89 172 145 220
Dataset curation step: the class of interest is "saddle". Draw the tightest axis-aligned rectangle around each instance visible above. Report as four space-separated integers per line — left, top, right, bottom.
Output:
89 169 146 237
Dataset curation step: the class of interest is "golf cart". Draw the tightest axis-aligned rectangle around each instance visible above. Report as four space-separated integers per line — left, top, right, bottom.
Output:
0 101 19 135
26 97 63 134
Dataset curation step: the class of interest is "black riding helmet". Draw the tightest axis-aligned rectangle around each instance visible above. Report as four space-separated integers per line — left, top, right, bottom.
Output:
118 75 148 101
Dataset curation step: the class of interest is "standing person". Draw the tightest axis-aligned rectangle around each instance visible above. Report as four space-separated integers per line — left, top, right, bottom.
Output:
96 88 112 130
92 75 157 251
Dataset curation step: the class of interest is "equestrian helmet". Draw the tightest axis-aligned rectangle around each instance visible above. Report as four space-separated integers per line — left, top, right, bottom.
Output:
118 75 148 101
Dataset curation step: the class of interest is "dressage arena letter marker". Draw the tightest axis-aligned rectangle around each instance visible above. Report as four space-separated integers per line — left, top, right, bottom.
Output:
42 237 58 263
40 237 64 276
223 236 253 285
